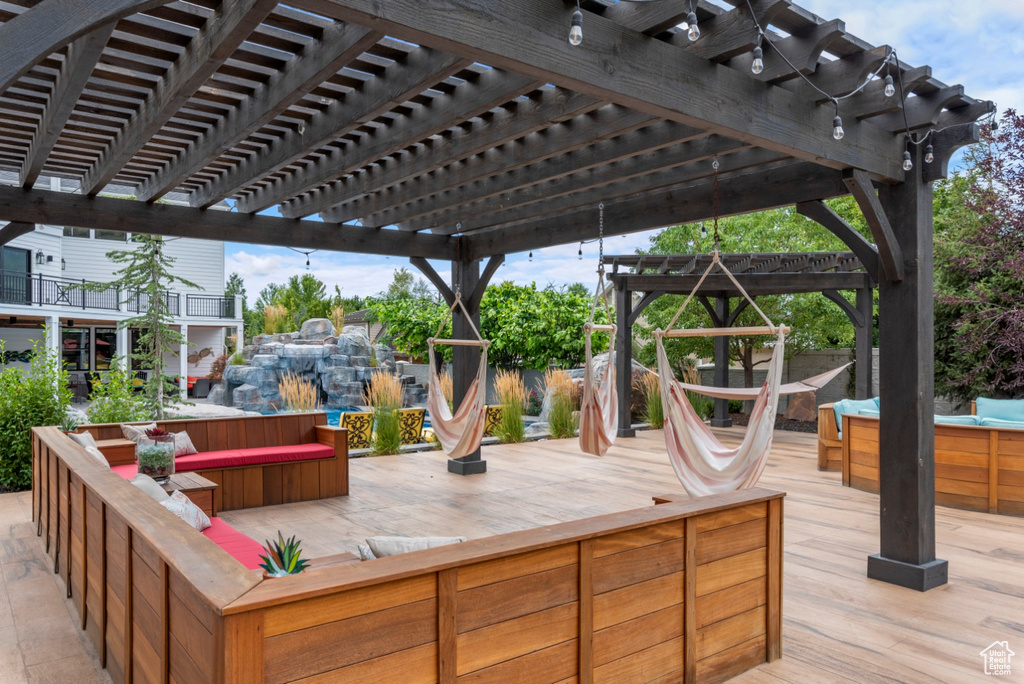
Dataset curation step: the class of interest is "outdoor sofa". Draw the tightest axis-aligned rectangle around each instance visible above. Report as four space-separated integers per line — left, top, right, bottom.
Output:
33 418 785 684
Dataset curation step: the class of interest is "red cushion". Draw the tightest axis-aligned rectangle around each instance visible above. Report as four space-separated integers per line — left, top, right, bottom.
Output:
112 464 137 479
174 443 335 470
202 518 264 570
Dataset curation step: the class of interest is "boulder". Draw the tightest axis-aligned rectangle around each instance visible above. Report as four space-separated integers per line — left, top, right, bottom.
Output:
250 354 280 369
783 390 817 422
300 318 336 340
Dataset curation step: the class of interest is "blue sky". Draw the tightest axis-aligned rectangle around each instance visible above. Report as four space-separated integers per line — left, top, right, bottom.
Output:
226 0 1022 303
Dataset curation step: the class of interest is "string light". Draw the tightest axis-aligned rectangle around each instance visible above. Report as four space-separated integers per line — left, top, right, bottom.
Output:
924 144 934 164
578 244 583 260
686 2 700 42
569 1 583 46
751 34 764 75
883 74 895 98
832 100 844 140
902 149 913 172
528 251 533 262
287 247 317 270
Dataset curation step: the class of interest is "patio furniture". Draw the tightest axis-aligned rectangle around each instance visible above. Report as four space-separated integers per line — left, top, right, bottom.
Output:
483 405 503 437
340 410 372 449
398 407 425 445
191 377 211 399
816 397 880 471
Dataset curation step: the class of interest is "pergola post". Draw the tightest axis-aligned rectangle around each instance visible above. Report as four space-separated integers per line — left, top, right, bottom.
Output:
869 147 947 591
448 257 486 475
710 296 732 428
615 278 635 438
855 285 874 398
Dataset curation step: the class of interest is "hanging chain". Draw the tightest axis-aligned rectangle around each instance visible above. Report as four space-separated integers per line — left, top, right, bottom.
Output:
597 202 605 274
711 158 721 252
454 233 462 297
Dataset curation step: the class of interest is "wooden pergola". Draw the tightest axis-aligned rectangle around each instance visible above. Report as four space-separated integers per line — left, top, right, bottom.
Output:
0 0 992 590
605 251 873 431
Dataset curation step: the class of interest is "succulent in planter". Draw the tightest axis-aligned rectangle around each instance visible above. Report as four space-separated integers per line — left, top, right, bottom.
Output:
59 413 80 434
258 532 311 578
137 427 175 483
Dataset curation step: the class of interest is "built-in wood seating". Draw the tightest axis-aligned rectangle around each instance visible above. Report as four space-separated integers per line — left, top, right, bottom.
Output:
843 413 1024 516
75 412 348 511
33 421 784 684
816 402 843 471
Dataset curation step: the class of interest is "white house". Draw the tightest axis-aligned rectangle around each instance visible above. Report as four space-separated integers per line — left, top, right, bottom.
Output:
0 172 243 398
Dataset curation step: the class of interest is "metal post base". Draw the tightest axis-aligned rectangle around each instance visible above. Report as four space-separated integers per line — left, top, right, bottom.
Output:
447 457 487 475
867 554 948 591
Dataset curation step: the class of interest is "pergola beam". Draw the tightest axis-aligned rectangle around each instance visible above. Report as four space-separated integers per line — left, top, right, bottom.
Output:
136 21 384 202
20 24 114 189
196 47 475 210
79 0 278 195
796 200 880 281
612 272 866 296
0 221 34 246
843 169 903 282
0 186 454 259
295 0 906 180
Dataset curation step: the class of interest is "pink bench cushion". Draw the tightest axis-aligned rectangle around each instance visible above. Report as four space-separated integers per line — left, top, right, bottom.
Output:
202 518 264 570
110 443 335 480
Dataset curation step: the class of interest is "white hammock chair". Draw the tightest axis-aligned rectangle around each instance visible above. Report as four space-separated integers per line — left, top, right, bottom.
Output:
579 266 618 457
426 294 489 460
653 251 846 497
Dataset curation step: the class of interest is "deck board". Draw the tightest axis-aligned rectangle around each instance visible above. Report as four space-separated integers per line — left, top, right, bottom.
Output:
8 427 1024 683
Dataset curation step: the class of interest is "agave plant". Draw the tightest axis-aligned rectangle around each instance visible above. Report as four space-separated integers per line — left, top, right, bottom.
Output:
258 532 311 577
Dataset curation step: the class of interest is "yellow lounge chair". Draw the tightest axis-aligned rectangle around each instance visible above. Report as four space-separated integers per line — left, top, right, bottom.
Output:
399 408 426 445
340 411 373 450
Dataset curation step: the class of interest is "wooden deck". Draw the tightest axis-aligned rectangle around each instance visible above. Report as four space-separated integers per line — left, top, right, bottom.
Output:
4 427 1023 683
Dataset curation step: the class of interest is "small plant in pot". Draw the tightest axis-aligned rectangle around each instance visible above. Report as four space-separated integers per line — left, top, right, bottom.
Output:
59 413 80 434
258 532 311 578
137 427 175 483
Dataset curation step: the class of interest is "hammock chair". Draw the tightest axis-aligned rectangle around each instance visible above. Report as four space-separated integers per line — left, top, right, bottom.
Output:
426 294 489 460
579 243 618 457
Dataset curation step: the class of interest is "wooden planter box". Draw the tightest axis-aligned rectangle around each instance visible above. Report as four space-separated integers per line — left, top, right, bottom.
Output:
842 414 1024 516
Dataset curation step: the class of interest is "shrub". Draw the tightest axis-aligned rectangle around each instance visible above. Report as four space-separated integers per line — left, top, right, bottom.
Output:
87 363 150 424
544 369 577 439
494 369 526 443
229 351 245 365
208 354 229 381
364 372 404 455
525 389 542 416
0 340 72 491
636 372 664 429
679 364 714 421
278 372 319 412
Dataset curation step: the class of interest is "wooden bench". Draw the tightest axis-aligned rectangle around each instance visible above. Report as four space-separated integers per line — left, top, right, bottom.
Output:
842 413 1024 516
816 402 842 471
76 412 348 512
33 424 785 684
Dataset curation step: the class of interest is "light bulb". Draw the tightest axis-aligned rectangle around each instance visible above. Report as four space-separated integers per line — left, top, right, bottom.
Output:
902 150 913 172
578 245 583 260
924 144 934 164
569 10 583 46
991 118 999 131
528 251 533 262
700 225 707 238
751 46 764 75
686 12 699 41
832 116 844 141
883 74 895 98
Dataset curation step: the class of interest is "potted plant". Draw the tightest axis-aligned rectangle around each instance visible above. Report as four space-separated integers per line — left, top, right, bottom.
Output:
59 413 80 434
258 532 311 578
137 427 175 483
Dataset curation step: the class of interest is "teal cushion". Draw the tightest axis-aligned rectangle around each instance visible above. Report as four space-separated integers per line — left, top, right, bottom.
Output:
858 408 880 417
833 398 880 438
976 397 1024 422
934 415 979 426
979 417 1024 430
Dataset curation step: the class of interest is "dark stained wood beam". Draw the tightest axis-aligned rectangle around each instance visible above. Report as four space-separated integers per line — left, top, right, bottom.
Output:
822 289 864 327
743 19 846 84
842 66 931 121
610 272 866 296
290 88 604 220
233 68 539 214
603 0 692 35
464 160 850 259
409 256 454 303
796 200 880 282
79 0 278 195
843 169 903 282
876 85 967 132
678 0 790 63
419 144 784 236
0 221 34 246
20 24 114 188
0 0 166 96
780 44 890 103
137 22 383 202
194 47 474 210
295 0 906 179
319 104 660 224
922 122 981 184
0 186 454 259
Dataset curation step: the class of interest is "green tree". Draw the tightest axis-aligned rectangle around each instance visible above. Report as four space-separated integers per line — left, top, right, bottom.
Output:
384 267 433 299
250 275 365 335
634 205 868 388
90 236 199 419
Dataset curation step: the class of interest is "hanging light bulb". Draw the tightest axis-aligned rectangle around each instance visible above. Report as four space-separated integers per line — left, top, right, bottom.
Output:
991 118 1000 131
528 251 533 262
305 254 310 269
902 150 913 172
832 115 845 141
700 224 708 239
578 244 583 260
569 8 583 46
751 36 764 75
924 144 934 164
883 74 895 98
686 11 700 41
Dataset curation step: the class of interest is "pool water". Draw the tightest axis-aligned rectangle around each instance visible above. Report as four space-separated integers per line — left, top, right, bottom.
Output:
324 408 431 429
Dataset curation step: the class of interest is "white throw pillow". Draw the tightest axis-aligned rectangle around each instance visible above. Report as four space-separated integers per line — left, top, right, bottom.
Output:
357 544 376 561
366 536 467 558
171 431 198 458
160 491 211 531
68 431 97 449
121 422 157 443
130 474 170 502
83 445 109 468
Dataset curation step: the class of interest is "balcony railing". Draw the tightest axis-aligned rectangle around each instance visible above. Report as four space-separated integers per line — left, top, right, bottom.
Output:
186 294 235 318
0 271 237 319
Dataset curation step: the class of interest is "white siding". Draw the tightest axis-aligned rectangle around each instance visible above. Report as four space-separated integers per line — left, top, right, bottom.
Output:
1 223 64 281
166 326 231 377
0 326 45 370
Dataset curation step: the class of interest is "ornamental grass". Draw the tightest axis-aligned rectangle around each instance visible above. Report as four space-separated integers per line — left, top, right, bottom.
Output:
263 304 290 334
364 371 404 455
439 369 454 413
278 372 319 413
494 369 526 443
543 368 577 439
635 371 664 429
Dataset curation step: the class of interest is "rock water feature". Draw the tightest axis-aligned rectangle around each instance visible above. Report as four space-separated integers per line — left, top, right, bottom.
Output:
207 319 428 413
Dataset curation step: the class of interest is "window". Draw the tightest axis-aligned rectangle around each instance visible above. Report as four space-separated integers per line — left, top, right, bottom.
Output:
95 230 127 241
61 328 90 371
0 246 31 304
63 227 90 238
94 328 117 370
